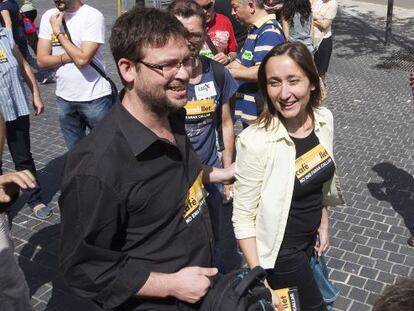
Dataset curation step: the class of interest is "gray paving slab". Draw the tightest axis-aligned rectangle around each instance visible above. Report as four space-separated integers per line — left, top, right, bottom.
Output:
2 0 413 310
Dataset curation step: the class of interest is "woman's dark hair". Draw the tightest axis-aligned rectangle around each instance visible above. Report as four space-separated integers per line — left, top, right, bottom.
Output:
282 0 312 24
167 0 206 28
255 41 321 130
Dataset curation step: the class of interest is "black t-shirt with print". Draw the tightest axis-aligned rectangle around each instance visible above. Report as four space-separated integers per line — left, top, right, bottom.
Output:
281 130 335 250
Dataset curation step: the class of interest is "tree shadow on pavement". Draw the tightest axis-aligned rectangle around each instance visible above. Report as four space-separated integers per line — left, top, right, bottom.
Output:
18 224 102 311
333 7 414 69
8 155 66 222
367 162 414 237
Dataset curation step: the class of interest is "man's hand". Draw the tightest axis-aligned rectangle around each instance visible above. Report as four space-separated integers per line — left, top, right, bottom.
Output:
50 11 64 35
169 266 218 303
0 170 36 203
212 52 230 65
410 71 414 96
33 94 44 115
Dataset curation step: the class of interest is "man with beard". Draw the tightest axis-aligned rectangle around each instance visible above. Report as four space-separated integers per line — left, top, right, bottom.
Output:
58 7 234 311
37 0 112 149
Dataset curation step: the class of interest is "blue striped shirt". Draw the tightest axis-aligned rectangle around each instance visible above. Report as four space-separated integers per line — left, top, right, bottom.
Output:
0 27 30 122
235 14 284 123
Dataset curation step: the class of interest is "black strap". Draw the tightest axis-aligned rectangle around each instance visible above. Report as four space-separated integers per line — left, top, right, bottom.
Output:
205 36 219 55
61 19 111 81
234 266 267 296
208 57 226 152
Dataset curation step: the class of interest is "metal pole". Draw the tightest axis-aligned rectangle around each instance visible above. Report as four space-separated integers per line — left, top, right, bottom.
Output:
385 0 394 45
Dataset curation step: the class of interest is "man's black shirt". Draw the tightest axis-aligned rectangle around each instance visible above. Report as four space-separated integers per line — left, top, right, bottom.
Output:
59 103 214 310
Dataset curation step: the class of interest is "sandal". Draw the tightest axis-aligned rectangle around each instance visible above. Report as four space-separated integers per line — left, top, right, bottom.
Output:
33 203 53 220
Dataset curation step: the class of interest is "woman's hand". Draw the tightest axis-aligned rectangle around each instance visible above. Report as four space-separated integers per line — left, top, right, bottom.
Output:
314 207 329 256
264 280 286 311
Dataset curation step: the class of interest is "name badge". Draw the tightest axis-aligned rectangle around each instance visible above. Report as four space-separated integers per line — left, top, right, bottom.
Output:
242 50 253 61
195 81 217 100
0 48 8 63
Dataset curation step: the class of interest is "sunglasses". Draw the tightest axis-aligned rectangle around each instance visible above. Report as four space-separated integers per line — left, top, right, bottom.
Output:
201 2 214 10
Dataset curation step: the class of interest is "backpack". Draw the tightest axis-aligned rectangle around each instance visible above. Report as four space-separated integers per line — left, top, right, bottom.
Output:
201 266 274 311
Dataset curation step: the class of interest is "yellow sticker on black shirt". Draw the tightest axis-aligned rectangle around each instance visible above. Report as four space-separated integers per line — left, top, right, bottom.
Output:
295 144 333 184
0 48 8 63
183 171 207 224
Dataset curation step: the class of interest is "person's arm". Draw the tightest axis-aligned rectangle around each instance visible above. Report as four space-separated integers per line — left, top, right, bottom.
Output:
49 12 100 69
282 18 289 40
0 170 36 203
314 207 329 256
0 10 12 28
36 38 72 69
221 101 234 169
137 267 217 303
409 72 414 96
313 1 338 31
202 163 234 184
228 63 259 82
13 45 44 115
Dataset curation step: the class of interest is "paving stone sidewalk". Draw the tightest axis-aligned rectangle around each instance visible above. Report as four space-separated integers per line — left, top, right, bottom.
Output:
2 0 413 310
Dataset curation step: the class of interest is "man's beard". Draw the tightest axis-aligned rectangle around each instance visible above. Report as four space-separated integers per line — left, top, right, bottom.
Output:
137 86 183 116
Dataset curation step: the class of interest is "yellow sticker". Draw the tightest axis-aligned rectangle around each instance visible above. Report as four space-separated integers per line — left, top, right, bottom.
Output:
274 287 301 311
0 48 8 63
51 32 67 46
185 99 215 116
295 144 331 179
183 171 207 224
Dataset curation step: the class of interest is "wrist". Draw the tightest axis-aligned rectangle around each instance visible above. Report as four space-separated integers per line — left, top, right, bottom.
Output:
55 32 64 40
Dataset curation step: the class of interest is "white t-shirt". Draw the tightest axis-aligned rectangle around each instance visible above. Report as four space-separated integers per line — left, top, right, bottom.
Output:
39 4 111 101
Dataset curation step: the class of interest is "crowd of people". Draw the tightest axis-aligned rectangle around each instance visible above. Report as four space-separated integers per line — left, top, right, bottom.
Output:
0 0 413 310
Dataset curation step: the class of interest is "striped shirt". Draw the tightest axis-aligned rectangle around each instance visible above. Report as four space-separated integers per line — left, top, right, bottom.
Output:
235 14 284 123
0 27 30 122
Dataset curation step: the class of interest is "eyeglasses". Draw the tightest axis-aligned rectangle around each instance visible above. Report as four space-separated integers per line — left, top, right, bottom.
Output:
136 57 195 78
188 32 205 41
201 2 214 10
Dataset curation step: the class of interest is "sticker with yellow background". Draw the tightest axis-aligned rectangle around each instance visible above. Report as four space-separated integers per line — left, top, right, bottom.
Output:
183 171 207 224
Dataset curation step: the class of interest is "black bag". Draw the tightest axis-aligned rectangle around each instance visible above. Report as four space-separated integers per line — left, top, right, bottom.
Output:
61 20 118 104
201 266 274 311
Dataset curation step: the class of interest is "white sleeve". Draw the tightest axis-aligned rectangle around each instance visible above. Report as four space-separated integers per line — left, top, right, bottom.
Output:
38 10 53 40
81 10 105 44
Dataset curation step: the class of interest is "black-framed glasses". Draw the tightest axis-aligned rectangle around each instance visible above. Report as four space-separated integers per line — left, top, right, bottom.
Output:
136 57 195 78
201 2 214 10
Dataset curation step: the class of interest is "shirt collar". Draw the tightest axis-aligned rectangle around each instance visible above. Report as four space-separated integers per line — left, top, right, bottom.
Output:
114 99 187 157
266 108 328 143
253 14 276 29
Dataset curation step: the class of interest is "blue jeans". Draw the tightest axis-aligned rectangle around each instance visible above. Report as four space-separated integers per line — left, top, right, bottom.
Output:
56 95 113 149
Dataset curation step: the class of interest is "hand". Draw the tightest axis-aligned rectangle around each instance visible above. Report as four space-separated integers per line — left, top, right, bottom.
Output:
264 281 286 311
33 94 44 115
212 52 230 65
222 163 235 185
314 227 329 256
169 266 218 304
50 11 64 35
223 184 233 201
0 170 36 203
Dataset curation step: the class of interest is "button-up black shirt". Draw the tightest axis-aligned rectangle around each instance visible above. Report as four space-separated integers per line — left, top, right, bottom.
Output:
59 103 214 310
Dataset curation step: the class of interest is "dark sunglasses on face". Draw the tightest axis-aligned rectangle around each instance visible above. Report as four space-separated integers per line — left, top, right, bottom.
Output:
202 2 214 10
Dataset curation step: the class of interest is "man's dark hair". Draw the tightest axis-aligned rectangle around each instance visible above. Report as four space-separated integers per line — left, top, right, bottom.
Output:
110 7 189 66
373 279 414 311
167 0 206 28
